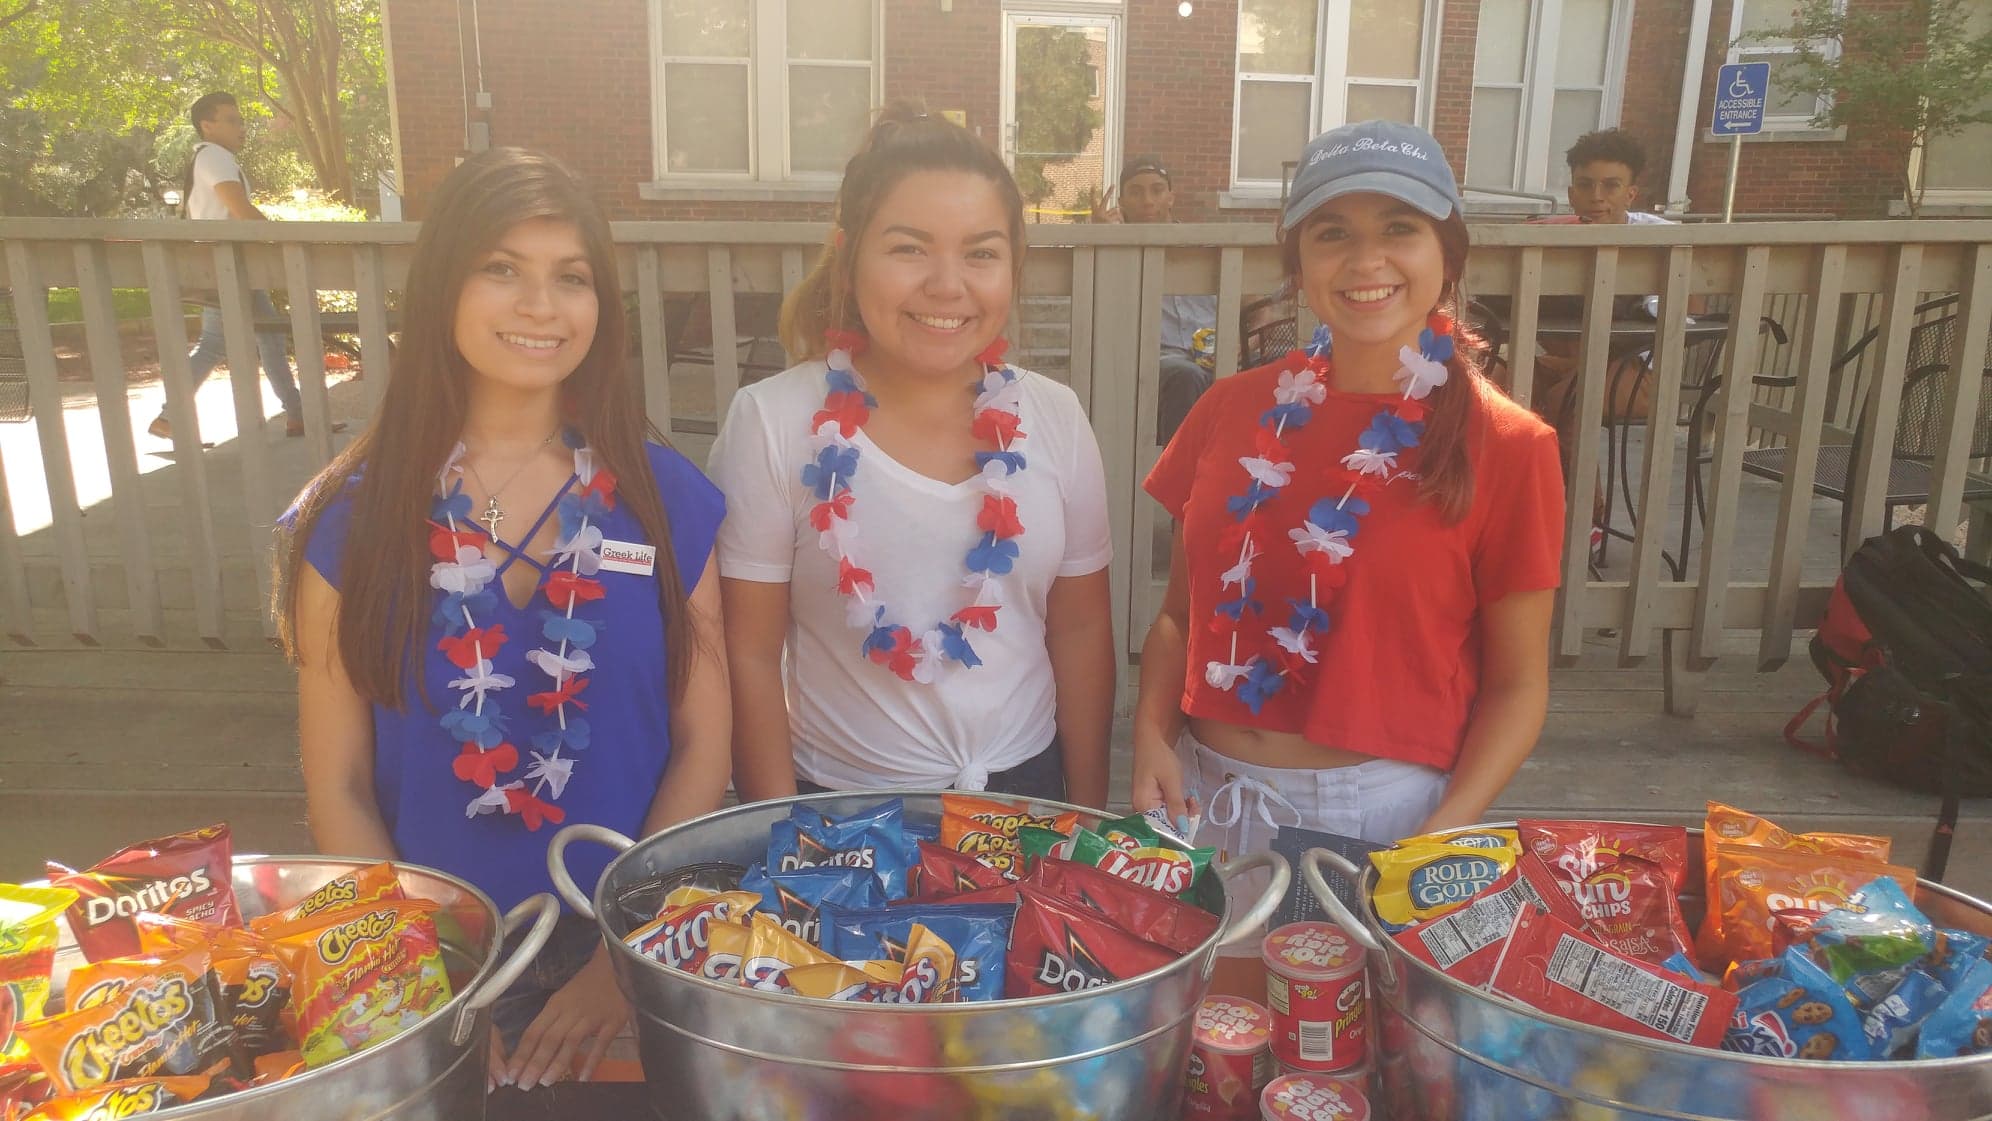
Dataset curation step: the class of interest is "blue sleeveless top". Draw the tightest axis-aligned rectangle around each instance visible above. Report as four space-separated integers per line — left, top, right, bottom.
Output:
301 441 724 913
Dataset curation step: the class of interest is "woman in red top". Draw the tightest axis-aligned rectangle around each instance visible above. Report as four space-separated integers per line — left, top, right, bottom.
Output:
1133 121 1565 971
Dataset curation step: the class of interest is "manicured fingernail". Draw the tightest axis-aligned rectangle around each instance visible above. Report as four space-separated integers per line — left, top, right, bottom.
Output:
1176 815 1192 835
540 1072 559 1088
495 1070 511 1087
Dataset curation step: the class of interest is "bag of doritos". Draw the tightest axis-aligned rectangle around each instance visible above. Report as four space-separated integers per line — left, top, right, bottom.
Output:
1006 886 1176 998
1025 857 1218 955
938 795 1081 877
261 900 452 1068
249 862 403 935
47 825 241 962
768 800 917 900
818 901 1014 1002
16 951 232 1093
739 864 885 945
907 841 1014 900
17 1076 212 1121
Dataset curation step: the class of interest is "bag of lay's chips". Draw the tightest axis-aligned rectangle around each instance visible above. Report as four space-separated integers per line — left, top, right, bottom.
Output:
47 824 242 963
261 900 452 1068
783 960 902 1003
1067 821 1214 905
738 911 838 993
739 864 885 945
17 1076 212 1121
908 841 1013 900
938 795 1081 877
134 914 293 1074
1371 842 1517 930
17 951 233 1094
623 890 760 972
1698 803 1892 964
767 799 917 899
1917 957 1992 1059
248 862 402 936
1704 844 1917 971
817 902 1014 1003
1721 949 1877 1062
1017 824 1072 865
1025 858 1218 955
0 885 74 1066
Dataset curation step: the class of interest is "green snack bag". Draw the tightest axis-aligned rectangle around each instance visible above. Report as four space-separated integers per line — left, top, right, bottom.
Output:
1068 824 1215 904
1017 824 1072 866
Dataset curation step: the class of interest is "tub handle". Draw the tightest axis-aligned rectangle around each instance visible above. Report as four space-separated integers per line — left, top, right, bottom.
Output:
451 892 558 1047
546 823 636 920
1213 850 1292 948
1299 848 1397 977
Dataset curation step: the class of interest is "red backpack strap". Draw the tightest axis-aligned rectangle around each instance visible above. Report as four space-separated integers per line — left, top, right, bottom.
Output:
1784 691 1839 761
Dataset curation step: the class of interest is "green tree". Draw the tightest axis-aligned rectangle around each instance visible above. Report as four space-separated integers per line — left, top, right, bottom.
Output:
1012 26 1104 209
1742 0 1992 217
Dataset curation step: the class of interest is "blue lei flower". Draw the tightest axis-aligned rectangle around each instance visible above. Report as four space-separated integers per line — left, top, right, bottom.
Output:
801 443 861 501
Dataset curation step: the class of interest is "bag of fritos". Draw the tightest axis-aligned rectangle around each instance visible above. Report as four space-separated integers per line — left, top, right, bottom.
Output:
261 900 453 1069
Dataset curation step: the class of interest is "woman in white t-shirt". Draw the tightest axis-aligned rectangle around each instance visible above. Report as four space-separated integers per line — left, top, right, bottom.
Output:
709 105 1115 806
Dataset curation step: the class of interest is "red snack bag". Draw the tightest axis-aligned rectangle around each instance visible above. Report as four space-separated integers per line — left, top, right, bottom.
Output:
47 824 241 962
1488 905 1737 1049
1521 851 1695 966
0 1062 52 1121
1395 851 1586 987
1025 857 1219 955
1518 820 1690 893
908 841 1013 900
1006 885 1177 998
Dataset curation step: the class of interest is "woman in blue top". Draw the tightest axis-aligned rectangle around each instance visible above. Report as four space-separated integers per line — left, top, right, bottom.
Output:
276 149 730 1089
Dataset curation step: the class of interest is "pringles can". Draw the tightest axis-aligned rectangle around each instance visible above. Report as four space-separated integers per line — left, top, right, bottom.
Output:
1260 1071 1371 1121
1184 996 1275 1119
1262 922 1367 1072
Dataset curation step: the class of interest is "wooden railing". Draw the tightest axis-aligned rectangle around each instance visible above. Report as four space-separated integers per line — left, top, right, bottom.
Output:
3 217 1989 715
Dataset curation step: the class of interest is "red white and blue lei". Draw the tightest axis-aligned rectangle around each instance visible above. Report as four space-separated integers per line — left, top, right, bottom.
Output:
1207 314 1455 715
428 429 614 830
804 331 1025 683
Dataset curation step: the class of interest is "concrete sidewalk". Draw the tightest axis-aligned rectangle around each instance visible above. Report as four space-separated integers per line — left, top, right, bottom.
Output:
6 633 1988 901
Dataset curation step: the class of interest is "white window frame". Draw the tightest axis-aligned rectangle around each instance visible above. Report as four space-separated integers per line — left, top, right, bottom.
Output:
999 9 1125 207
1725 0 1843 133
1229 0 1443 196
648 0 884 185
1465 0 1634 196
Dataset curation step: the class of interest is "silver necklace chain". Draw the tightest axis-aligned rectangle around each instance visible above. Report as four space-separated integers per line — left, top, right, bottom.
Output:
464 429 561 539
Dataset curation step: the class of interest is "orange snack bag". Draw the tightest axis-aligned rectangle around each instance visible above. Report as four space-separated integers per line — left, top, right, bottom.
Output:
249 1049 305 1085
738 912 837 993
939 795 1082 877
16 952 231 1094
1705 844 1918 969
262 900 452 1068
17 1076 211 1120
1697 803 1893 960
248 863 403 936
133 913 294 1072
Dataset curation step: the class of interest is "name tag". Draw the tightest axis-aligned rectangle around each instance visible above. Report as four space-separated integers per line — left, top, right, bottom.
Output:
598 539 657 577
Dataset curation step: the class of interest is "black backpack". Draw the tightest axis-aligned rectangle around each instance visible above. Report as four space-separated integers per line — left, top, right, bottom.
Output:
1787 525 1992 880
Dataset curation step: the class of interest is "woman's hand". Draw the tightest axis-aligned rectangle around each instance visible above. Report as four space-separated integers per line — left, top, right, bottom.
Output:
502 947 630 1087
1129 731 1196 832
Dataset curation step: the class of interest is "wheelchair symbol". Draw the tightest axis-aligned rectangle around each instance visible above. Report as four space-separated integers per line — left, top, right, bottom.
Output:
1729 72 1754 98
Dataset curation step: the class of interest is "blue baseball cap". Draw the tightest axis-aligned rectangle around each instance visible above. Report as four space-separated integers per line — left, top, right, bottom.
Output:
1281 120 1461 233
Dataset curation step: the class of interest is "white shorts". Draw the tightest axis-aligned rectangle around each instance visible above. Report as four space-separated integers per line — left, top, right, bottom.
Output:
1181 729 1449 957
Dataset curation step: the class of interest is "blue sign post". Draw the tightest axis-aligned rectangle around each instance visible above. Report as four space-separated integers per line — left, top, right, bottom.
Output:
1712 62 1770 222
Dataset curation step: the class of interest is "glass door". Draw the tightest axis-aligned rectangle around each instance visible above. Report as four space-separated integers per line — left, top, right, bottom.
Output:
1001 11 1121 224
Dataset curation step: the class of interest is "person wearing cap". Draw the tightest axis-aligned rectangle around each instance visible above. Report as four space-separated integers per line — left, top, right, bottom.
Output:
1094 155 1221 443
1130 120 1564 995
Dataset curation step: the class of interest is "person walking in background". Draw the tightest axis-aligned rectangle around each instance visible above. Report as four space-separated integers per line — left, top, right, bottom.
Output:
151 91 340 442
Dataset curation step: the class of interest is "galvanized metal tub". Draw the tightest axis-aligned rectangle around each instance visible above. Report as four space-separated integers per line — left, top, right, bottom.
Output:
46 855 557 1121
1302 824 1992 1121
547 792 1289 1121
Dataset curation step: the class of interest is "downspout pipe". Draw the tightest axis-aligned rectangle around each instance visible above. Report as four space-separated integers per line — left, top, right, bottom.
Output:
1667 0 1718 214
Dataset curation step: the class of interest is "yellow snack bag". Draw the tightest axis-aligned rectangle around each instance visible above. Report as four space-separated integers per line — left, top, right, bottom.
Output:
697 920 752 985
896 923 958 1005
784 960 901 1002
1369 842 1517 928
1395 827 1519 855
739 912 836 993
263 900 452 1069
0 885 77 1065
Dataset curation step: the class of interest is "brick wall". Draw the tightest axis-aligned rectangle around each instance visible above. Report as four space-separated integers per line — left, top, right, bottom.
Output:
1431 0 1478 185
1618 0 1696 209
1124 0 1242 222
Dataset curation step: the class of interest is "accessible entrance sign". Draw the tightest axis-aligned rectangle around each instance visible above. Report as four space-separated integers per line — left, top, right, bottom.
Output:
1712 62 1770 221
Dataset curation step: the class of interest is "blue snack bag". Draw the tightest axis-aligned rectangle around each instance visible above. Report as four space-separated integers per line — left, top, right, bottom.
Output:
1722 949 1877 1062
1928 928 1992 992
1917 958 1992 1059
1802 876 1933 1010
1660 951 1716 985
768 797 917 898
739 863 887 945
818 901 1015 1002
1861 968 1950 1058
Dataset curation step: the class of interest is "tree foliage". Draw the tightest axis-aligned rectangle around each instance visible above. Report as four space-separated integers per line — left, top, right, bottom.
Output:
1012 26 1105 208
1742 0 1992 216
0 0 387 215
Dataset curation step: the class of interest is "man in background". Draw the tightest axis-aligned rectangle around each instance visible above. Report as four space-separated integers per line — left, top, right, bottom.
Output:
1095 155 1219 443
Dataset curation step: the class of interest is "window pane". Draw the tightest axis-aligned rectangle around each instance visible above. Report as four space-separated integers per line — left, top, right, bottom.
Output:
1348 0 1424 81
657 0 749 58
1474 0 1531 84
1556 0 1613 87
1924 120 1992 191
1466 86 1522 188
1239 0 1317 75
664 63 750 173
1765 54 1819 119
1740 0 1804 39
1238 79 1312 182
1347 83 1418 124
789 66 871 174
788 0 871 61
1547 89 1605 191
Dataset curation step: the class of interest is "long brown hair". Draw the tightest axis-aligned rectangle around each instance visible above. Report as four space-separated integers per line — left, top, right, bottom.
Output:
1280 210 1484 524
276 148 691 710
779 102 1027 360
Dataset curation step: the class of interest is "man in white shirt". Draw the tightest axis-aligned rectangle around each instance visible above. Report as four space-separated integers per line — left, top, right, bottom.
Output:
150 92 321 442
